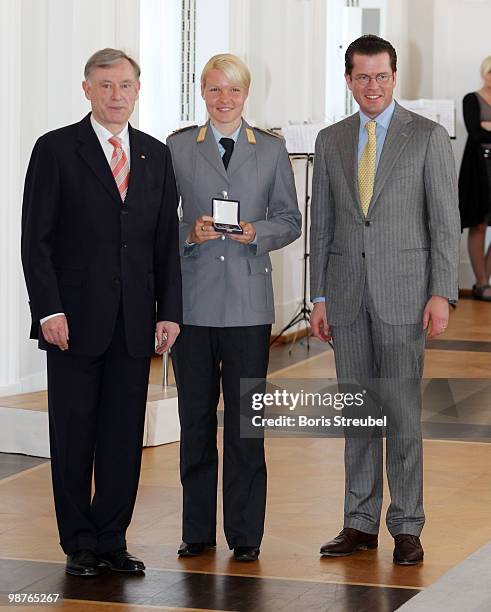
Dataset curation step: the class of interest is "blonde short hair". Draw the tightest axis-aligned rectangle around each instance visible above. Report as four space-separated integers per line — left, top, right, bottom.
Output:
200 53 251 90
481 56 491 78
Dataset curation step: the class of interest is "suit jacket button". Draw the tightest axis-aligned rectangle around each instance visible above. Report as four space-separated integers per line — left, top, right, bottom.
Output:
365 220 371 226
362 252 365 258
121 242 128 248
121 209 129 215
219 255 225 261
265 267 269 272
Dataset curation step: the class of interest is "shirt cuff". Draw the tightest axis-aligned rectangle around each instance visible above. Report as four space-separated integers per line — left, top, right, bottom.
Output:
312 297 326 303
40 313 64 325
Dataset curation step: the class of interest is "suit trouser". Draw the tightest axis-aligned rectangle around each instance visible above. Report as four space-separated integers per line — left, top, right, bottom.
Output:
331 285 426 537
172 324 271 548
46 306 151 554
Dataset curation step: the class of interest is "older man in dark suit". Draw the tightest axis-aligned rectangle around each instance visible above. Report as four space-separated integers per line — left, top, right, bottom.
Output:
21 48 182 576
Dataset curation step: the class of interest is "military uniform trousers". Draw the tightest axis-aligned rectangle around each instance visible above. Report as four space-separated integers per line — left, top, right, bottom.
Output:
46 303 151 555
330 282 426 538
172 324 271 548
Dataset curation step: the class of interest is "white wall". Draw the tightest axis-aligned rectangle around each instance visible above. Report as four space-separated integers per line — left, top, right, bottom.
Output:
1 0 141 395
230 0 486 298
194 0 231 125
230 0 327 128
4 0 489 394
139 0 181 141
228 0 327 334
1 0 22 396
401 0 491 288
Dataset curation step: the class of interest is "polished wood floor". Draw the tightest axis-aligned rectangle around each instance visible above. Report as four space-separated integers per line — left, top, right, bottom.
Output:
1 298 491 611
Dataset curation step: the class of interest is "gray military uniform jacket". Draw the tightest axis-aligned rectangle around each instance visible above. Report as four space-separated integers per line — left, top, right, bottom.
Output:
310 102 461 326
167 120 301 327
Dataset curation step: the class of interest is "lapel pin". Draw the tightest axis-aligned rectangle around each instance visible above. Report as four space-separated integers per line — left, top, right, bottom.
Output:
140 154 146 159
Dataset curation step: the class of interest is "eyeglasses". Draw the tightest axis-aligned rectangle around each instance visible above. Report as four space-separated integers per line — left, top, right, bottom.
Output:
352 74 392 85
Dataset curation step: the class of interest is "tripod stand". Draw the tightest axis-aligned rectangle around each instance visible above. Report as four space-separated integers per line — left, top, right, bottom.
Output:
270 154 314 352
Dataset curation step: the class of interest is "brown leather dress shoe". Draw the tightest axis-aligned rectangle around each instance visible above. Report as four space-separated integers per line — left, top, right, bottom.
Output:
393 534 424 565
320 528 378 557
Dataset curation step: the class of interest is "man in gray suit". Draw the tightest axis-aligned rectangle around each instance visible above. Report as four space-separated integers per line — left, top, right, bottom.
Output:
309 35 460 565
167 53 301 562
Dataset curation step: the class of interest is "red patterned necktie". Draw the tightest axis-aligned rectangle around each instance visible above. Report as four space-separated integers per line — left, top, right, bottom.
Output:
108 136 129 201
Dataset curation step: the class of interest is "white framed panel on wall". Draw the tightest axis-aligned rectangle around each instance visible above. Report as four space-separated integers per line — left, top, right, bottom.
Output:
325 0 387 122
194 0 230 125
230 0 326 128
0 0 22 394
139 0 181 140
358 0 387 37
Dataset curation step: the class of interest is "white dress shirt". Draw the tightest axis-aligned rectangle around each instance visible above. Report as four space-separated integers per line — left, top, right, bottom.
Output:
40 115 130 326
90 114 131 168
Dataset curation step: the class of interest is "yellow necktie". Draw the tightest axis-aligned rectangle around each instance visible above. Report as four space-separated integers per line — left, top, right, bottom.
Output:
358 120 377 216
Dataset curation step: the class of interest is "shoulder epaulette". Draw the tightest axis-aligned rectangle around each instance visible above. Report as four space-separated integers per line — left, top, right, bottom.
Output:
253 126 284 139
245 127 256 144
168 125 198 138
196 126 208 143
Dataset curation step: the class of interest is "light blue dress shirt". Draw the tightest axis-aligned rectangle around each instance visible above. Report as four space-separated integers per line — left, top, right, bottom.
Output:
210 121 242 156
313 100 396 304
357 99 396 169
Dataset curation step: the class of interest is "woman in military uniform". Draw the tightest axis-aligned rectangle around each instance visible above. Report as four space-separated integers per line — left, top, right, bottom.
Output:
167 53 301 562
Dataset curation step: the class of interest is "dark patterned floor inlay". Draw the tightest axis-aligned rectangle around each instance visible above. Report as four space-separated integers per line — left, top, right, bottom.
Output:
422 422 491 442
0 453 47 480
426 338 491 352
0 558 419 611
421 378 491 442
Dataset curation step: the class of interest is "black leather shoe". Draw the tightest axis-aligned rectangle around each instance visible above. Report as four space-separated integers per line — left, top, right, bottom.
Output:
233 546 260 562
472 284 491 302
98 549 145 573
66 550 99 576
178 541 216 557
320 528 378 557
393 534 424 565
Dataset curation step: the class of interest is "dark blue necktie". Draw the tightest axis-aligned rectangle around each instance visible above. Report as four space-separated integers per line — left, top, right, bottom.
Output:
219 137 235 170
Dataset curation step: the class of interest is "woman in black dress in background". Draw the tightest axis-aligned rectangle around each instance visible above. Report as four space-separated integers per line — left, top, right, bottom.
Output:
459 56 491 301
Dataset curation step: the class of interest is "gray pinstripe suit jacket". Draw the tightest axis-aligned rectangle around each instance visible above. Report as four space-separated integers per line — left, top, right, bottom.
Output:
310 102 461 326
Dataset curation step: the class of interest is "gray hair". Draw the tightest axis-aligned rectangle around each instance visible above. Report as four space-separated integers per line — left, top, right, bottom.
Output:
84 48 141 81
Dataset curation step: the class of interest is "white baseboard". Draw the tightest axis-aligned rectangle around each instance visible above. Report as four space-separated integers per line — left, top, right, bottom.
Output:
0 370 47 398
0 406 50 458
0 388 180 458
